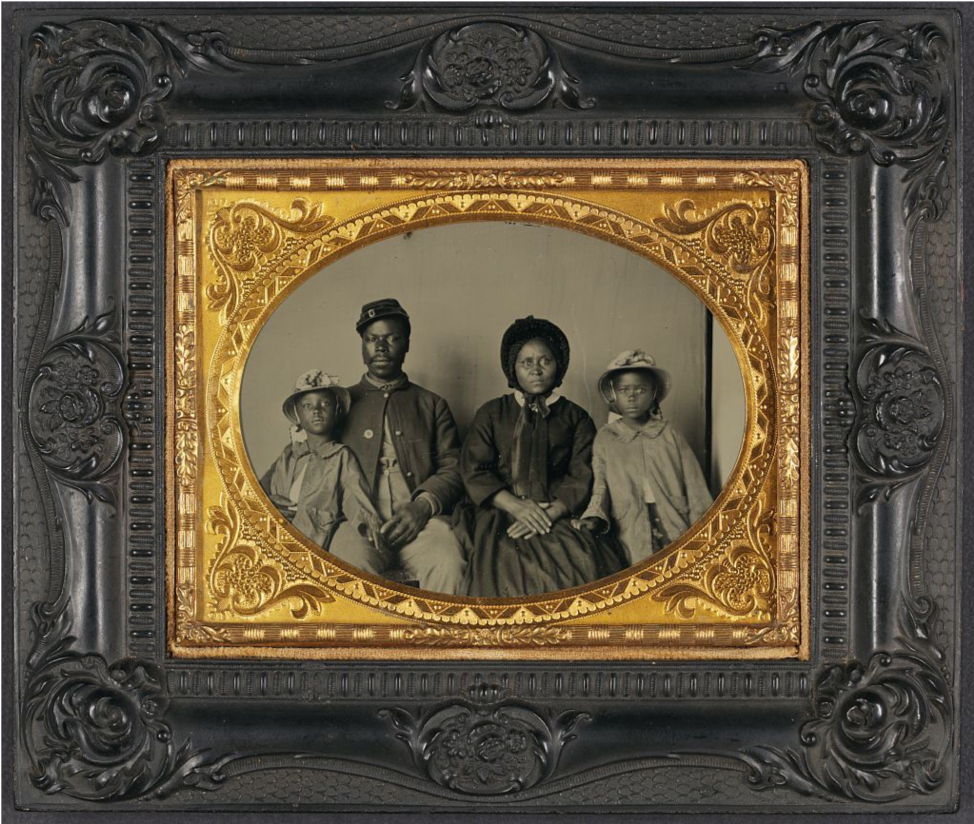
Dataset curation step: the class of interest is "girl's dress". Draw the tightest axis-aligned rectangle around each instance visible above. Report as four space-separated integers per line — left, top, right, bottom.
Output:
458 392 626 597
581 417 713 564
260 439 382 555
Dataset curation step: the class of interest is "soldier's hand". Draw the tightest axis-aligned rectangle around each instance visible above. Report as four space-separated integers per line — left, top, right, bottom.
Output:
380 499 432 547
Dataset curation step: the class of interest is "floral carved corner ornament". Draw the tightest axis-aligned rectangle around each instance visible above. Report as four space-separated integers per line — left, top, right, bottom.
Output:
21 603 238 801
740 602 951 802
742 21 951 222
24 19 235 221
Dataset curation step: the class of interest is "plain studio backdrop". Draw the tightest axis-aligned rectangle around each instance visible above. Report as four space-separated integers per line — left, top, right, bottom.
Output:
241 221 746 495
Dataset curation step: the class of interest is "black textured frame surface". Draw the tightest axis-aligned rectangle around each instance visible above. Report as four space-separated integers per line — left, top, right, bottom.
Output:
4 4 969 819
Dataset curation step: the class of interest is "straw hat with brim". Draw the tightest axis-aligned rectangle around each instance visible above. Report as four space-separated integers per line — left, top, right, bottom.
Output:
597 350 671 405
282 370 351 425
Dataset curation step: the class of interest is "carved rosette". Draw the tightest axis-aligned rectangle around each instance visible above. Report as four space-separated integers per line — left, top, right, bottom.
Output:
392 22 593 123
22 604 235 800
856 345 943 477
741 604 951 802
851 319 945 508
381 685 588 795
745 21 950 221
27 307 125 506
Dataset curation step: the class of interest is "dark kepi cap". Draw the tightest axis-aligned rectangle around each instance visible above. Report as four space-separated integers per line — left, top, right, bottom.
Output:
356 298 411 335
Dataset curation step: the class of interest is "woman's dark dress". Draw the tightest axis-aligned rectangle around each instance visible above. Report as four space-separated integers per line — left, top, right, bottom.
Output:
458 394 626 597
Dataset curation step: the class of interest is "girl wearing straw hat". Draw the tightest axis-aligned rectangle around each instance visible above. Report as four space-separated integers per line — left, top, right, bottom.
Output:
259 369 385 571
573 350 713 564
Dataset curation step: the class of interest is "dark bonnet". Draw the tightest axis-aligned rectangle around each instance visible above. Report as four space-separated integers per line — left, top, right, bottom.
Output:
500 316 570 390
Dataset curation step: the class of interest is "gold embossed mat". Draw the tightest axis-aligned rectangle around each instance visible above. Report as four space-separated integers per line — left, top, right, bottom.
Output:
167 158 809 659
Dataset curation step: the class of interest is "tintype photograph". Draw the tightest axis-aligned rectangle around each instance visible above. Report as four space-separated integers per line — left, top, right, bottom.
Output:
240 221 746 598
7 4 965 819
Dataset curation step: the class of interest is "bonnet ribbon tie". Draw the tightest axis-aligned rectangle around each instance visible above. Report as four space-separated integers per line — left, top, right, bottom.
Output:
511 394 550 501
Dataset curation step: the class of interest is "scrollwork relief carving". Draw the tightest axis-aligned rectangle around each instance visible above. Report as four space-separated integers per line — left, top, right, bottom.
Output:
391 22 594 124
206 199 336 323
857 347 943 476
853 317 945 508
26 304 125 507
654 199 775 277
22 602 237 801
653 502 777 624
204 497 335 622
24 20 233 220
743 21 950 222
740 602 951 802
651 196 778 325
209 545 334 619
381 684 588 795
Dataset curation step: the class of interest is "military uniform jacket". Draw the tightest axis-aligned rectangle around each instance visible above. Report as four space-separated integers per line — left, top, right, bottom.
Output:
342 376 464 514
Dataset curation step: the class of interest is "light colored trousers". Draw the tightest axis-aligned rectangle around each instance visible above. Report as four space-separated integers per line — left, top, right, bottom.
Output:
329 464 466 595
329 516 466 595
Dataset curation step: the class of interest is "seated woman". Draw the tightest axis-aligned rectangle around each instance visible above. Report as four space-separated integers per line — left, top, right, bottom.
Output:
457 316 626 597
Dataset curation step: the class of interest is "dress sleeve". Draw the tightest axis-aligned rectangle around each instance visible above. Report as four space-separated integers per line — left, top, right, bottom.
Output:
337 448 382 534
552 407 596 515
460 402 508 507
580 429 611 522
412 396 464 513
676 431 714 522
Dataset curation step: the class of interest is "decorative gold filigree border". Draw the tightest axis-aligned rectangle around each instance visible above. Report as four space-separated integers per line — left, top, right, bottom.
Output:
167 158 808 659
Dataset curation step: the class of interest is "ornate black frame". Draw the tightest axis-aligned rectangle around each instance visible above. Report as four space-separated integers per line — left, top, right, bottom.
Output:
6 5 966 816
